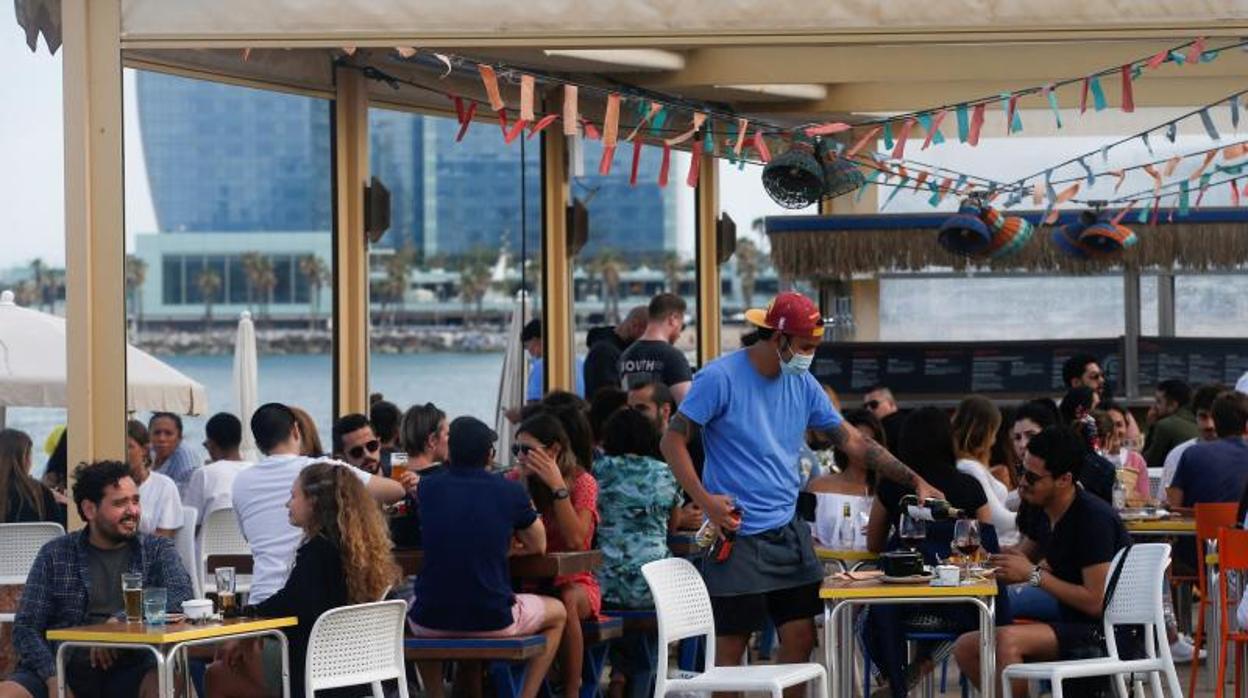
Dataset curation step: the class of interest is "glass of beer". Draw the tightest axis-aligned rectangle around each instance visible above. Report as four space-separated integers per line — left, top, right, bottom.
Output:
215 567 237 618
390 452 409 481
121 573 143 623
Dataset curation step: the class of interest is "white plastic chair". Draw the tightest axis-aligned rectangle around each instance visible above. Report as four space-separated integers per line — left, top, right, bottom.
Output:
1001 543 1182 698
305 599 410 697
173 506 201 598
197 507 251 595
641 557 828 698
0 522 65 623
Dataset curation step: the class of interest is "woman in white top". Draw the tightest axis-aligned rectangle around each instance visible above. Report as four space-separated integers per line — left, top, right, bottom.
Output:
805 408 878 550
952 396 1017 546
127 419 184 537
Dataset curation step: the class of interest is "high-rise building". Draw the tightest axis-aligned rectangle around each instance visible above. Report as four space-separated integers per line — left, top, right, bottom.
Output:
137 71 675 260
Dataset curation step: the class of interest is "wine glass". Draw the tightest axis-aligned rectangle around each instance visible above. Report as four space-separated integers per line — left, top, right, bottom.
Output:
898 512 926 552
953 519 981 579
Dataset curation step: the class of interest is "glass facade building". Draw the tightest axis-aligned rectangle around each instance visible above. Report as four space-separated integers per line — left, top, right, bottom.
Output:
137 72 675 261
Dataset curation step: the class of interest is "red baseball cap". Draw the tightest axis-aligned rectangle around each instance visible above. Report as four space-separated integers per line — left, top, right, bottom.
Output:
745 292 824 338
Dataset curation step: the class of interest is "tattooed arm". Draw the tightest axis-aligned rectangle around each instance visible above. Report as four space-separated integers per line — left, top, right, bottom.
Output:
661 413 738 531
823 421 945 501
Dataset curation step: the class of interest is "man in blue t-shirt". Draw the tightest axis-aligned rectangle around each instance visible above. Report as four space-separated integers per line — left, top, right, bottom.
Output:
410 417 567 698
1168 390 1248 512
660 292 942 687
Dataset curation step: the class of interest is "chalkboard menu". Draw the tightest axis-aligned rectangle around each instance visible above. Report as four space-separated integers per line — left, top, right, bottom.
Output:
813 339 1123 398
1137 337 1248 391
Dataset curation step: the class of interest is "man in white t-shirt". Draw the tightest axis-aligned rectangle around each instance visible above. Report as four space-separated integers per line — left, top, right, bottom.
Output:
138 468 183 537
1161 383 1224 489
185 412 252 529
232 403 408 604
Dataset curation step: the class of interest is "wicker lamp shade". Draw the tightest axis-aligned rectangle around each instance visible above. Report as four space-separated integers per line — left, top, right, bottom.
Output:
937 200 993 256
762 141 826 209
1079 220 1139 256
823 156 866 200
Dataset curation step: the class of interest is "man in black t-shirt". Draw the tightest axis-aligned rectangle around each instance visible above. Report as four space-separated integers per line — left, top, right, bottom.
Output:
583 306 648 399
618 293 693 402
954 427 1129 697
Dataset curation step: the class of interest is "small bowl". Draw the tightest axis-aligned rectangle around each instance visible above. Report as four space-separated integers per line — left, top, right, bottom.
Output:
182 599 214 622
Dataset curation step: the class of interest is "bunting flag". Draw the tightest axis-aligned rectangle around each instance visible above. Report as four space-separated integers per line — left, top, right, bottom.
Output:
624 102 663 143
1149 196 1161 224
241 48 252 62
665 112 706 146
395 47 417 58
968 103 987 146
1032 181 1045 205
734 118 750 155
650 107 669 137
1234 179 1242 206
847 126 882 157
805 122 852 137
752 129 772 162
1088 76 1107 111
432 53 453 78
1111 201 1135 224
1199 108 1221 141
914 170 930 188
702 118 716 157
562 86 579 136
518 75 536 122
893 118 923 159
598 144 616 175
1190 150 1218 181
1146 49 1169 70
1080 77 1090 114
1178 181 1191 215
1005 94 1023 133
453 97 477 142
882 176 911 209
624 135 643 186
1043 84 1063 128
1233 96 1242 130
956 104 970 142
581 119 600 140
478 65 505 112
1110 169 1127 192
1077 157 1096 184
1136 201 1150 225
1195 175 1211 206
883 122 895 151
1043 183 1081 224
1162 155 1183 178
601 93 621 147
1186 37 1207 65
658 143 672 187
1143 164 1163 194
1142 132 1155 155
919 110 947 149
527 114 559 139
1166 122 1178 143
1120 65 1135 113
687 140 703 187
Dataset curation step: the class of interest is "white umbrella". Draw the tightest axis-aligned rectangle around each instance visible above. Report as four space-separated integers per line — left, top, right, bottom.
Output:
0 289 207 418
494 291 530 468
232 311 260 461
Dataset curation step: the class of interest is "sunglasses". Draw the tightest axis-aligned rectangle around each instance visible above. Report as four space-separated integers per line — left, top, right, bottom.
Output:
347 440 380 460
511 444 537 457
864 400 881 410
1020 470 1052 486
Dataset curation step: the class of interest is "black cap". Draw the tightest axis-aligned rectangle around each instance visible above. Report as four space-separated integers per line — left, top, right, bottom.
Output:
521 319 542 343
448 416 498 468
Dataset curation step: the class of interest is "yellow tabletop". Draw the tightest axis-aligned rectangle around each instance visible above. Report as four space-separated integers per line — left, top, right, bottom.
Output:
816 548 879 562
821 577 998 600
48 617 296 645
1124 518 1196 533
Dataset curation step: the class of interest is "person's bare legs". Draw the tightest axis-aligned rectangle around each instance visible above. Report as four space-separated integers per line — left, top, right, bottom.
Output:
955 624 1059 697
713 633 749 698
0 682 36 698
775 618 816 698
415 661 446 698
521 597 568 698
204 640 269 698
137 670 160 698
559 585 592 698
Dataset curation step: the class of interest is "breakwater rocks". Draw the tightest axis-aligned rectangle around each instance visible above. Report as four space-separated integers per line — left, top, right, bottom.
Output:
134 327 511 356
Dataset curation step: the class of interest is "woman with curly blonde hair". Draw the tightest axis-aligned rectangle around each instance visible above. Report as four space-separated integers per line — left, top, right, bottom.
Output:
206 462 400 698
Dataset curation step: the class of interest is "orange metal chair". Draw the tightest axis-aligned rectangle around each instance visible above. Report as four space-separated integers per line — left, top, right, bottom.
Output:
1189 502 1241 697
1215 527 1248 698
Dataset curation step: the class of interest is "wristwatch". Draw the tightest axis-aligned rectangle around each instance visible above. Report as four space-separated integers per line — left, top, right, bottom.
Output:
552 487 571 501
1028 565 1043 587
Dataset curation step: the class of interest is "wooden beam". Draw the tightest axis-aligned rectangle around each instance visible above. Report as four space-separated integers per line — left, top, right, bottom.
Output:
541 132 574 394
331 66 371 418
63 0 126 530
695 151 720 367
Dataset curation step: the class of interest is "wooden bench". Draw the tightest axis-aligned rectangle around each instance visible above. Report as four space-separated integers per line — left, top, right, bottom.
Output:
404 635 546 698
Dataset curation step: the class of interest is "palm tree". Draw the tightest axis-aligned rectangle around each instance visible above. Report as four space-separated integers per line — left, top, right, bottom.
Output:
662 251 683 295
459 257 493 323
124 255 148 335
240 252 264 312
735 237 761 311
384 245 413 327
592 249 625 324
195 268 222 333
28 259 49 312
298 254 330 331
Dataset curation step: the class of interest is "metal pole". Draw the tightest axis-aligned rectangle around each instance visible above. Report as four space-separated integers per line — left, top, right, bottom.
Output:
1157 272 1176 337
1123 264 1141 401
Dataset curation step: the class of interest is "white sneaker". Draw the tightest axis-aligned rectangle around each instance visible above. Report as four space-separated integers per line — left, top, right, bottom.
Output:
1170 635 1206 663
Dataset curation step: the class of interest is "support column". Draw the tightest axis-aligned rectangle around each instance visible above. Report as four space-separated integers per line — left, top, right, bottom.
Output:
63 0 125 530
331 67 370 417
821 186 879 341
695 152 721 366
1123 265 1142 401
1157 272 1176 336
541 133 574 393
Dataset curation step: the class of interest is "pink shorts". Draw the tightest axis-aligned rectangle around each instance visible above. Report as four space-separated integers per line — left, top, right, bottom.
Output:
408 593 547 637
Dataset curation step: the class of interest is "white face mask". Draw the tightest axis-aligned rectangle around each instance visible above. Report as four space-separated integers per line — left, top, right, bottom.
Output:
778 336 815 375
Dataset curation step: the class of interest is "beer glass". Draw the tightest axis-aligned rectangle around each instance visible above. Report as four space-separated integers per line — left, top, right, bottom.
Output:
121 573 143 623
215 567 237 617
390 452 409 481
